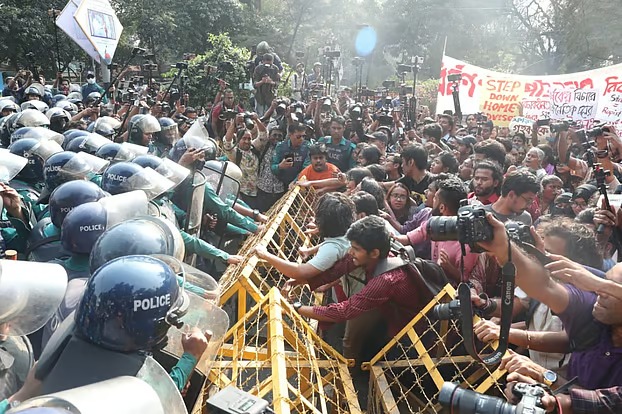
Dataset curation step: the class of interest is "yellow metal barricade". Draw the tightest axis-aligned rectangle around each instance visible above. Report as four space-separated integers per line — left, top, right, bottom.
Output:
362 285 507 413
218 186 321 320
205 288 362 414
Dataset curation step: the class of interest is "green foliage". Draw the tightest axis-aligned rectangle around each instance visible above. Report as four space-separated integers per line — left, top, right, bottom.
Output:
0 0 87 75
162 33 251 109
416 78 440 114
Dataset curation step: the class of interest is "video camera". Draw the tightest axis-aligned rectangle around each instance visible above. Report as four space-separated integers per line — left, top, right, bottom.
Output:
349 103 364 123
439 382 547 414
576 125 611 142
175 62 189 70
324 49 341 59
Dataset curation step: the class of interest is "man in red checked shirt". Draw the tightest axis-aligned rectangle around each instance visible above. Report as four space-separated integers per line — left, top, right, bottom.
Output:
286 216 437 359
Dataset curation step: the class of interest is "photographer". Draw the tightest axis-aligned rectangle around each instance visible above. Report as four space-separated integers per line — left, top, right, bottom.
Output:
253 53 280 117
210 89 243 140
394 176 479 283
484 171 540 225
223 112 268 209
271 123 310 186
478 211 622 388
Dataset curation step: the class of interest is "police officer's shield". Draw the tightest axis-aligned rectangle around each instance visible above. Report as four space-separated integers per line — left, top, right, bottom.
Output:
0 261 68 336
184 170 206 238
202 163 240 206
62 152 110 178
164 291 229 376
11 375 183 414
0 149 27 182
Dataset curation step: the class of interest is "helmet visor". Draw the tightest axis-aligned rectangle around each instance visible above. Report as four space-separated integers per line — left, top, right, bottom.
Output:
13 127 64 145
96 116 122 131
184 116 210 140
79 133 111 153
203 164 240 205
155 158 190 186
185 171 206 233
62 152 109 178
31 140 64 161
125 167 175 200
0 149 28 182
0 260 68 336
99 190 149 227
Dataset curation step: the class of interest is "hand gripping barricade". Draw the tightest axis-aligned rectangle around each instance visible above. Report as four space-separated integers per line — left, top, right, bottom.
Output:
0 149 28 182
0 261 68 398
7 376 178 414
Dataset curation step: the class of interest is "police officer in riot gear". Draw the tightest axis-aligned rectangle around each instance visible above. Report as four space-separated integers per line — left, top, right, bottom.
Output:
8 137 63 220
45 108 71 134
25 180 107 263
33 255 211 404
151 117 179 157
0 152 33 256
37 151 109 204
127 114 161 148
95 142 148 164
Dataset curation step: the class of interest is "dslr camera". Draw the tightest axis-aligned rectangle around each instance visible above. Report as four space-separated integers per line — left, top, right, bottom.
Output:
349 103 363 123
220 108 237 121
505 221 535 245
427 204 493 251
175 62 189 70
275 99 288 116
439 381 547 414
550 120 571 133
242 111 255 129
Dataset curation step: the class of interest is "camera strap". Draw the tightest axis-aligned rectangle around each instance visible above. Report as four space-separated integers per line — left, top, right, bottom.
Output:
459 237 515 366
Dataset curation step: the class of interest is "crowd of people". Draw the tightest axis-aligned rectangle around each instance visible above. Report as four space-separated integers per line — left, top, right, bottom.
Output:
1 39 622 412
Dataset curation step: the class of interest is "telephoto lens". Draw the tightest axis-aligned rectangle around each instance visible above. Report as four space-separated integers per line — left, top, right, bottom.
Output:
426 216 459 241
439 382 516 414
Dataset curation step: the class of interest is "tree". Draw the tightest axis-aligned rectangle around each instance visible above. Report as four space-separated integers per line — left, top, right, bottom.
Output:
0 0 87 75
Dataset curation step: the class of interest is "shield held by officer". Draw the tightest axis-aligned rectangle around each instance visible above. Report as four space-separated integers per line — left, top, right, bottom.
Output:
0 261 68 336
202 160 241 206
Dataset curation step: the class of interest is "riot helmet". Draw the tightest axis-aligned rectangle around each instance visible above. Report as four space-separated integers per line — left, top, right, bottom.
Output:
132 155 190 188
84 91 101 106
95 141 148 164
169 134 217 170
89 216 185 274
9 138 63 182
40 151 109 203
128 114 161 146
14 109 50 129
55 100 78 116
24 85 43 100
87 116 121 140
0 113 20 147
61 129 89 149
10 126 64 146
0 100 20 117
65 132 110 155
46 107 71 133
20 100 49 113
0 149 28 182
101 162 175 200
75 255 188 352
49 180 108 228
60 191 148 254
52 93 67 104
154 117 179 146
0 260 68 336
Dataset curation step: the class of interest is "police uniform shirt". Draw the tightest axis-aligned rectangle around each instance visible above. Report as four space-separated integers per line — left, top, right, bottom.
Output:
316 137 355 173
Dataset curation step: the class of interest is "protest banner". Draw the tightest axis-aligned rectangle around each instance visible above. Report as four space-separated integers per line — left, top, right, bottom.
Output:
56 0 101 63
549 88 599 122
73 0 123 65
437 55 622 127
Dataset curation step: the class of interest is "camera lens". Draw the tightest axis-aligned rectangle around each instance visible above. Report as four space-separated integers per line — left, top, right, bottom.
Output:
427 216 459 241
439 382 516 414
431 303 452 321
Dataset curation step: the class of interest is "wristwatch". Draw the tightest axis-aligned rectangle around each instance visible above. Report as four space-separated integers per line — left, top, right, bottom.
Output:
542 370 558 387
253 209 260 220
292 301 303 313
